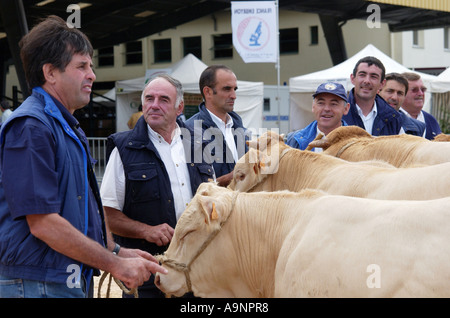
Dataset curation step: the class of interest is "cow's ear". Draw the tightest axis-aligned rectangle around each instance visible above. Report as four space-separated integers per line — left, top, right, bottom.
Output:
308 138 330 150
259 151 280 175
247 139 258 149
199 196 220 224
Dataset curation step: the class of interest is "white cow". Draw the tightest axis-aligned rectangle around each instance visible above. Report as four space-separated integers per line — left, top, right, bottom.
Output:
155 183 450 298
229 144 450 200
308 126 450 167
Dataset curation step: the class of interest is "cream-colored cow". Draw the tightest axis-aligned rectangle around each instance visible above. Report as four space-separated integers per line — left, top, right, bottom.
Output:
229 133 450 200
155 183 450 297
308 126 450 167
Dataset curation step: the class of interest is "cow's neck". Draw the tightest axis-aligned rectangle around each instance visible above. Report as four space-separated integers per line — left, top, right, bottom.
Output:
227 194 300 297
268 149 342 190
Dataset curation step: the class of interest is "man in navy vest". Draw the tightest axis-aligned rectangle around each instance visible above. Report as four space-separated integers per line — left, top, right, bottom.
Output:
401 72 442 140
343 56 402 136
0 16 166 298
101 74 214 298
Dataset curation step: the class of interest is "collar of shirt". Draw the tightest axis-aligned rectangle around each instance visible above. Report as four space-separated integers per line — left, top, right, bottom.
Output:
355 101 377 135
400 107 425 123
49 95 80 128
207 108 234 134
356 101 378 120
206 108 239 163
146 122 192 220
314 126 325 153
147 123 182 146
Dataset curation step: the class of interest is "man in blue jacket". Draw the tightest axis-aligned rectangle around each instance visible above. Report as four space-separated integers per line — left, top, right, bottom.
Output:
401 72 442 140
100 74 215 298
286 82 349 151
343 56 402 136
185 65 249 187
0 16 166 298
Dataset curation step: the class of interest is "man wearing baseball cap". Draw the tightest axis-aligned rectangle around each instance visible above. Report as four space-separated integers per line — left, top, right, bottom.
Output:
286 82 350 151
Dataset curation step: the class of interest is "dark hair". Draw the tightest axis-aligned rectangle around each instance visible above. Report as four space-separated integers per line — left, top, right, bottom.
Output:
199 64 233 99
352 56 386 82
19 15 93 89
385 72 409 94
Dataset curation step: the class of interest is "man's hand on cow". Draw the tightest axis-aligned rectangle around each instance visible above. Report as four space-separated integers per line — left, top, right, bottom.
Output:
112 256 168 289
117 246 160 264
144 223 175 246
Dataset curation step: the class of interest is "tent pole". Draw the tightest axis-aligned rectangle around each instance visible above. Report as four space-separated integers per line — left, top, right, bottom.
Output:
275 0 281 132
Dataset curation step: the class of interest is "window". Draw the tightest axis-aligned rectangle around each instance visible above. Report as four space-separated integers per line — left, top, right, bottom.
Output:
212 33 233 59
264 98 270 112
183 36 202 59
310 26 319 45
412 30 424 48
154 39 172 63
125 41 142 65
97 46 114 67
444 28 450 50
279 28 299 54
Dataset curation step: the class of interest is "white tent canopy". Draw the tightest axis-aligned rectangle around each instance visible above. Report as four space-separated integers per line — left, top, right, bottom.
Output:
431 67 450 93
115 54 264 132
288 44 436 132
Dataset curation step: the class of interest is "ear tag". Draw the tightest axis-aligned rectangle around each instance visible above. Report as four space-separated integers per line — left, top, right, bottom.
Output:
211 202 218 220
259 159 266 169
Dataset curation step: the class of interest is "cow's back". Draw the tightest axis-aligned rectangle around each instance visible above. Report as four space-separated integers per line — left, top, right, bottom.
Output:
275 195 450 297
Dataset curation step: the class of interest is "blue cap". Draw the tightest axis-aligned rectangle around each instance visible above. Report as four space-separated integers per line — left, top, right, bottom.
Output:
313 82 348 103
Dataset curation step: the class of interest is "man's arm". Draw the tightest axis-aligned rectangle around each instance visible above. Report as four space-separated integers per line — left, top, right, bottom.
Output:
26 213 167 289
104 206 174 247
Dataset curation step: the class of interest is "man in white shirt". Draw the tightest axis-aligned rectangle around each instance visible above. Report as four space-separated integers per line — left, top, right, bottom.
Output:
100 74 214 297
342 56 402 136
185 65 249 187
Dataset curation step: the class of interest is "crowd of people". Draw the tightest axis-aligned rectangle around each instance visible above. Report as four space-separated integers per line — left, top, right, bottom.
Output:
0 15 443 298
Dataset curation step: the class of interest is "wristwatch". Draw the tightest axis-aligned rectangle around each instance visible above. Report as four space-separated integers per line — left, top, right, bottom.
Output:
112 243 121 255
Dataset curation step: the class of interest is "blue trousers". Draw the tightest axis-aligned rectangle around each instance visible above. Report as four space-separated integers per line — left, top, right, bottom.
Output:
0 274 89 298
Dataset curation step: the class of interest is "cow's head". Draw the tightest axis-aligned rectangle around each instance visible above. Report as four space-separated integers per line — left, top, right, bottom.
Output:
228 148 281 192
155 182 236 297
247 130 285 153
308 126 373 150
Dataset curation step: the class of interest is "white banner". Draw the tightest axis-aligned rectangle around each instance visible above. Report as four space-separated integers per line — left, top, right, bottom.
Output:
231 1 278 63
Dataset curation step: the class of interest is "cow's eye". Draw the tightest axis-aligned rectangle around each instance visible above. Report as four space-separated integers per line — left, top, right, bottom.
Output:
180 230 195 241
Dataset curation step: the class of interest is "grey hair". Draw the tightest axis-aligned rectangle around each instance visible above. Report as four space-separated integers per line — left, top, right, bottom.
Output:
141 73 184 109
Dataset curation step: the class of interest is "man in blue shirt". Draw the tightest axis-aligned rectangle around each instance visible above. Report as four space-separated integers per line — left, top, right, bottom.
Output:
343 56 402 136
286 82 349 151
0 15 166 298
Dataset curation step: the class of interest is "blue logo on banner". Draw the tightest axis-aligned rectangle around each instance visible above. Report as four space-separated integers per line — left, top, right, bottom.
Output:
249 22 262 46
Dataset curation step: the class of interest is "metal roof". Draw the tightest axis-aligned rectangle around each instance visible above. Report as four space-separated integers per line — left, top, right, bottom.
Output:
1 0 450 96
1 0 450 50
